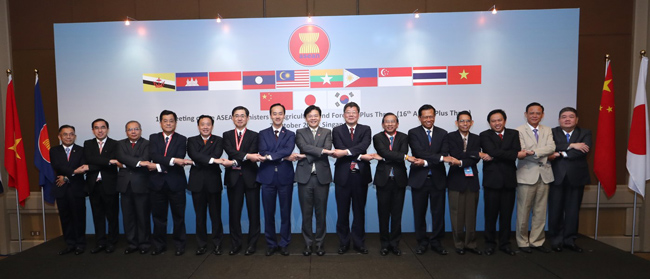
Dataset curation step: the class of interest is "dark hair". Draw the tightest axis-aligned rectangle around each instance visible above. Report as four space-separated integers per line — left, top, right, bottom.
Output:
487 109 507 122
197 115 214 125
382 112 399 124
160 110 177 121
456 110 472 121
269 103 285 115
232 106 250 117
343 102 360 113
91 118 109 129
125 120 141 130
558 107 578 118
304 105 322 118
525 102 544 113
59 124 75 132
418 104 436 116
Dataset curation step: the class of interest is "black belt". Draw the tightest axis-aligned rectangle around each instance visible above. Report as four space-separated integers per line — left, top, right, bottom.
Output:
350 169 360 174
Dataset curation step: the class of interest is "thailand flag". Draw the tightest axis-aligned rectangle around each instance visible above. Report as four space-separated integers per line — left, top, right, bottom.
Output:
412 66 447 86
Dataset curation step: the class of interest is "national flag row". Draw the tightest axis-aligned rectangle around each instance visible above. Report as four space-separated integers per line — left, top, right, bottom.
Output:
143 65 481 92
259 90 361 111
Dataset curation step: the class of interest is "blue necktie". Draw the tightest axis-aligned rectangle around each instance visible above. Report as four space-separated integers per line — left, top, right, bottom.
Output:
533 128 538 142
426 130 432 146
566 133 571 143
389 136 394 177
65 147 71 161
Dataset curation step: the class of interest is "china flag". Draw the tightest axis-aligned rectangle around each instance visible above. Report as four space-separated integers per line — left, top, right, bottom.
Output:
594 60 617 197
260 92 293 111
447 65 482 85
4 74 30 206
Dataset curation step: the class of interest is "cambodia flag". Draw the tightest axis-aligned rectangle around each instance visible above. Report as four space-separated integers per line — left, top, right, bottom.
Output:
34 74 56 203
176 72 208 91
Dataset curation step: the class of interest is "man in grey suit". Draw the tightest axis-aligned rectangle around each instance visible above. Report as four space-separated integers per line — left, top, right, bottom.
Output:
515 102 555 253
294 105 333 256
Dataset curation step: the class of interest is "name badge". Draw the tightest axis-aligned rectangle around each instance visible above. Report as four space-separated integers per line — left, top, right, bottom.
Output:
464 167 474 177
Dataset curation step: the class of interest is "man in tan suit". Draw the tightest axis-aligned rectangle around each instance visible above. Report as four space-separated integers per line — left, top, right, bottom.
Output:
515 102 555 253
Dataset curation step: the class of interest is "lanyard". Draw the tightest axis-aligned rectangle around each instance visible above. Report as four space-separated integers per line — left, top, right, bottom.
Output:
385 132 395 151
163 133 173 156
235 128 247 151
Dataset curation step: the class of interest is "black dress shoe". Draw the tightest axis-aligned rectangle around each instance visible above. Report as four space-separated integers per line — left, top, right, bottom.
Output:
280 246 290 256
124 247 138 255
563 244 583 253
431 245 448 255
484 248 495 256
196 247 208 255
380 248 389 256
519 247 533 253
415 245 427 255
90 245 106 254
58 247 74 255
74 247 85 255
303 246 312 256
244 247 256 255
151 248 166 255
500 247 516 256
551 246 563 252
229 246 241 255
139 248 149 254
353 246 369 254
455 248 465 255
532 246 551 253
391 247 402 256
466 248 483 255
316 246 325 256
175 249 185 256
212 246 223 255
337 245 349 254
266 246 277 256
105 245 115 254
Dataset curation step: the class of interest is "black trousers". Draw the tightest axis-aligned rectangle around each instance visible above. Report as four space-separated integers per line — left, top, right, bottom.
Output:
192 187 223 249
56 188 86 249
411 177 446 247
150 183 186 251
227 177 261 250
376 178 405 249
547 176 585 248
121 184 150 250
335 172 368 248
88 181 119 246
483 187 516 249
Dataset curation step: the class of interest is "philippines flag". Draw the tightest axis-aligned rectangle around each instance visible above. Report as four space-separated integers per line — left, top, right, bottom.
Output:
627 56 650 197
378 67 412 87
34 74 56 203
243 71 275 90
412 66 447 86
276 70 310 89
209 71 242 91
176 72 208 91
344 68 378 87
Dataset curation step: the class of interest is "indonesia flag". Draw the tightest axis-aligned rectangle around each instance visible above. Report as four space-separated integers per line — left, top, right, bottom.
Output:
209 71 242 90
378 67 412 87
627 56 650 197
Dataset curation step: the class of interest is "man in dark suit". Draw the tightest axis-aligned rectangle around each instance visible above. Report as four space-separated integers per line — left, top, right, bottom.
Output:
445 111 482 256
408 104 454 255
295 105 333 256
373 113 408 256
223 106 264 256
84 118 121 254
331 102 375 254
257 103 296 256
547 107 591 253
51 125 88 255
116 120 154 254
149 110 193 256
480 109 526 256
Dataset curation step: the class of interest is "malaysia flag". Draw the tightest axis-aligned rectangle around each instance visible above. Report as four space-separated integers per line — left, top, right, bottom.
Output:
276 70 310 89
243 71 276 90
378 67 412 87
344 68 378 87
412 66 447 86
209 71 242 90
176 72 208 91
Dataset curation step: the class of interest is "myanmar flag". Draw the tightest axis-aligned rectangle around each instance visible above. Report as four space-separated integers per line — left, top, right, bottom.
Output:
310 69 343 88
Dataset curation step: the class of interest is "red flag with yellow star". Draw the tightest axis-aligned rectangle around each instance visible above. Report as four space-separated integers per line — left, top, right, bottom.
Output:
4 74 30 206
594 60 617 197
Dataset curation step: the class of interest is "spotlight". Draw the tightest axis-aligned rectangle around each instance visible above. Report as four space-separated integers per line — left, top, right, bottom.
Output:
491 5 497 15
413 9 419 19
216 13 222 23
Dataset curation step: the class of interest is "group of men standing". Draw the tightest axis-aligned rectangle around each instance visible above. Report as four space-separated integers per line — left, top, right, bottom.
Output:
49 101 591 258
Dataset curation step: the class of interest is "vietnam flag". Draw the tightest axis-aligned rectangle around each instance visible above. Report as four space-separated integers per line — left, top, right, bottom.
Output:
4 74 30 206
447 65 482 85
594 60 617 197
627 56 650 197
260 92 293 111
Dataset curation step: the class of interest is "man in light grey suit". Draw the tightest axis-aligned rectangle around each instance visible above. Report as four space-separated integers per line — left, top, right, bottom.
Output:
515 102 555 253
294 105 334 256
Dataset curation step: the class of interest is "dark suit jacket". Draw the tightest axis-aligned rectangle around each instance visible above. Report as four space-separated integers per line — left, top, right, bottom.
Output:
480 128 520 190
115 138 151 194
446 131 480 192
332 123 372 186
257 126 295 185
550 126 592 187
373 131 408 187
223 128 259 189
50 144 86 198
295 127 332 185
83 137 118 194
408 126 448 190
148 132 188 192
187 134 224 193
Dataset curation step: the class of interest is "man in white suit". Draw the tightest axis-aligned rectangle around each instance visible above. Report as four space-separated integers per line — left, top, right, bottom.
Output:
515 102 555 253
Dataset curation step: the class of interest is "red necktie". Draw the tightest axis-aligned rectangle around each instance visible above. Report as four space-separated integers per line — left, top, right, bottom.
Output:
350 128 354 141
499 133 503 140
131 142 135 148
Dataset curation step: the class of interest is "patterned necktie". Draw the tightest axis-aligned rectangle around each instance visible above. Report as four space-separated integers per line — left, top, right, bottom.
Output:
165 136 169 145
389 136 395 177
274 130 279 140
426 130 432 146
566 133 571 143
237 131 242 141
533 128 539 142
463 136 467 152
65 147 71 161
312 129 317 140
350 128 354 141
498 133 503 140
98 141 104 153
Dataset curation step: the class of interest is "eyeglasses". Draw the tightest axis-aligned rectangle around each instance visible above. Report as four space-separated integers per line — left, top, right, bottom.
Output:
458 120 472 123
127 128 141 132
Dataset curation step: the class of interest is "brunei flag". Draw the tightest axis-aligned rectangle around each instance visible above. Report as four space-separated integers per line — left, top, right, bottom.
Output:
143 73 176 92
310 69 343 88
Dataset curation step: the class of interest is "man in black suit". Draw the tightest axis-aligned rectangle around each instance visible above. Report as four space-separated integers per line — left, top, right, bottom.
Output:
84 118 121 254
116 120 154 254
479 109 526 256
51 125 88 255
446 111 482 256
408 104 454 255
547 107 591 253
149 110 193 256
373 113 408 256
187 115 225 256
222 106 265 255
331 102 375 254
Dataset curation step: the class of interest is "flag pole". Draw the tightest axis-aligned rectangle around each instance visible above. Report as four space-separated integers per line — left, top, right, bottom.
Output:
632 192 637 254
595 182 601 240
7 69 23 252
34 69 48 242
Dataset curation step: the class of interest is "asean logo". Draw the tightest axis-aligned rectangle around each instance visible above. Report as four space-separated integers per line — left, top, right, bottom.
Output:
289 25 330 67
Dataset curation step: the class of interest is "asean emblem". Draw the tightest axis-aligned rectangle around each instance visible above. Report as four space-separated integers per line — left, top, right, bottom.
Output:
289 25 330 67
38 125 51 163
